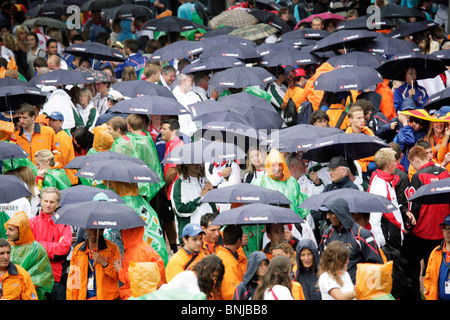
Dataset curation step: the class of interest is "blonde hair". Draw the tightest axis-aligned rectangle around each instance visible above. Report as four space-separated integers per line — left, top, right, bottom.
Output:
245 146 267 176
121 66 137 81
318 241 350 287
35 149 55 167
4 166 37 199
374 147 396 170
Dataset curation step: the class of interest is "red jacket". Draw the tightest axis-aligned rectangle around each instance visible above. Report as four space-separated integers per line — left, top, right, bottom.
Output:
29 211 72 282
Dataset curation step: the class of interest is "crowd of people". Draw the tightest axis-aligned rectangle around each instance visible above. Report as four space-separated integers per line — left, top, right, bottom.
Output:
0 0 450 302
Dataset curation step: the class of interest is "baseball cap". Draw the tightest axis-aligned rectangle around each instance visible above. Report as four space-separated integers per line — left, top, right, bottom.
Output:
46 111 64 122
401 97 416 111
181 223 205 238
435 106 450 118
106 89 124 102
439 214 450 227
328 155 349 169
293 68 306 77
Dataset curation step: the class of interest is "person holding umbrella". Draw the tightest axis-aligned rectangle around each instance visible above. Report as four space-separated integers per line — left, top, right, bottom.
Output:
34 149 71 191
393 67 429 113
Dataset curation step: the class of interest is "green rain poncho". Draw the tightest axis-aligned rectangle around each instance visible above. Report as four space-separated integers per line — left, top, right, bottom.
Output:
4 211 54 300
38 168 71 190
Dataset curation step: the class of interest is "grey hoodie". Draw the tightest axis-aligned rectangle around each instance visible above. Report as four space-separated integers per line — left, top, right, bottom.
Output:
233 251 268 300
296 238 321 300
318 197 384 283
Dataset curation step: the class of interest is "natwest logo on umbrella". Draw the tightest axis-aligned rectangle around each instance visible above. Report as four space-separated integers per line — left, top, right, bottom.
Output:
93 220 118 226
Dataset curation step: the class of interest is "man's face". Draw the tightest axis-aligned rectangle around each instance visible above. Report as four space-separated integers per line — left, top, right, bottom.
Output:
202 222 221 244
162 71 176 85
5 224 19 242
184 234 203 253
160 123 174 142
0 245 11 270
18 113 35 130
48 118 62 132
384 159 397 175
329 166 347 182
95 82 109 94
47 42 58 55
350 111 366 130
267 224 285 243
326 211 341 228
425 147 433 161
409 120 423 132
311 19 323 30
41 192 59 215
107 124 121 139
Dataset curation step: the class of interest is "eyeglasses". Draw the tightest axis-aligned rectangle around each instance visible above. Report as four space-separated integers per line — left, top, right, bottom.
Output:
441 226 450 233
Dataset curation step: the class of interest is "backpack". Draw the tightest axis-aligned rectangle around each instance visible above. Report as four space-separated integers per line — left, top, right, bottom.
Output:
296 99 313 125
284 97 298 127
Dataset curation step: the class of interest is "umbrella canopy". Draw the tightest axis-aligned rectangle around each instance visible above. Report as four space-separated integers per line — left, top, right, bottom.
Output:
0 175 32 204
0 86 48 112
298 188 397 213
200 34 257 48
181 56 245 74
376 52 447 81
312 29 378 52
0 78 31 87
109 95 188 116
200 183 291 205
246 8 292 33
211 203 303 226
260 47 321 67
264 124 344 152
80 68 115 83
200 41 261 60
64 150 147 169
80 0 127 11
407 177 450 205
228 23 279 41
301 132 389 162
25 3 68 17
150 40 204 61
208 9 259 29
59 185 125 207
23 17 68 30
388 20 439 39
63 42 126 62
356 34 420 55
53 200 147 230
102 4 155 20
430 48 450 66
209 66 276 89
142 16 208 32
256 42 295 57
29 69 95 86
111 80 175 99
279 28 330 41
313 66 383 93
0 141 29 160
326 51 386 68
423 87 450 112
200 26 238 38
379 4 426 20
336 16 395 31
192 109 253 127
193 121 266 143
162 140 246 164
75 159 161 184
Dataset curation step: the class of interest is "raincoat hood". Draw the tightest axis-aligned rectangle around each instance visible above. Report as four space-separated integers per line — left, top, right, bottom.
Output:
108 180 139 197
322 196 355 230
121 226 145 252
296 238 319 272
5 211 34 246
265 149 290 181
242 251 268 286
92 123 114 152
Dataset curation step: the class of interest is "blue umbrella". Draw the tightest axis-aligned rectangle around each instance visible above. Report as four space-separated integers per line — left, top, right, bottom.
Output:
181 56 245 74
336 16 395 31
109 95 188 116
379 4 426 20
211 203 303 225
63 42 126 62
256 42 295 57
200 26 238 38
209 66 276 89
162 140 246 164
388 20 439 39
200 184 291 205
259 47 321 67
200 41 261 60
111 80 175 99
0 86 48 112
326 51 386 68
423 87 450 111
0 141 29 160
53 200 147 230
192 109 253 127
407 177 450 205
29 69 95 86
356 33 420 55
279 28 330 41
193 121 266 145
0 175 32 203
75 159 161 184
298 188 397 213
430 49 450 66
64 150 147 169
150 40 204 61
59 185 125 207
199 34 256 48
311 29 378 53
314 66 383 93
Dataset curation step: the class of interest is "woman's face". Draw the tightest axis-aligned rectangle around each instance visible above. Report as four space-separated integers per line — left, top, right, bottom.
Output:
300 248 314 268
35 158 50 169
249 149 263 168
26 35 36 48
405 68 417 84
186 164 202 177
79 92 90 106
433 122 446 135
18 31 27 41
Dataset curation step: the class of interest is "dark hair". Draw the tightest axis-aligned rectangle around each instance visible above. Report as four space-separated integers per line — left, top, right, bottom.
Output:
200 213 218 228
46 38 58 48
309 109 329 125
124 39 139 53
96 32 110 45
33 57 48 68
162 119 180 132
415 139 432 149
26 32 39 43
222 225 243 245
17 103 35 117
0 238 10 248
193 254 225 299
72 126 94 155
389 142 402 161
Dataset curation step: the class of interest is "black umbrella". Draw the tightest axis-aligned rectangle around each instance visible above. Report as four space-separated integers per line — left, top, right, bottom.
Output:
388 20 439 39
194 121 266 143
193 109 253 127
59 185 125 207
301 132 389 162
64 150 147 169
423 87 450 112
0 78 31 87
246 8 292 33
102 4 155 20
298 188 397 213
0 141 29 160
279 28 331 41
53 200 147 230
111 80 175 99
376 52 447 81
200 183 291 205
277 37 317 48
181 56 245 74
80 0 127 11
199 34 256 48
25 3 68 17
256 42 294 57
211 203 303 226
142 16 208 32
407 177 450 205
23 17 69 30
200 41 261 60
264 124 344 152
311 29 377 52
150 40 204 61
29 69 95 86
0 86 48 113
200 26 238 38
356 34 420 55
314 66 383 93
162 140 246 164
0 175 32 203
209 66 276 89
336 16 395 31
379 4 426 20
326 51 386 68
109 95 188 116
431 49 450 66
64 42 126 62
254 0 282 11
75 159 161 184
259 47 321 67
